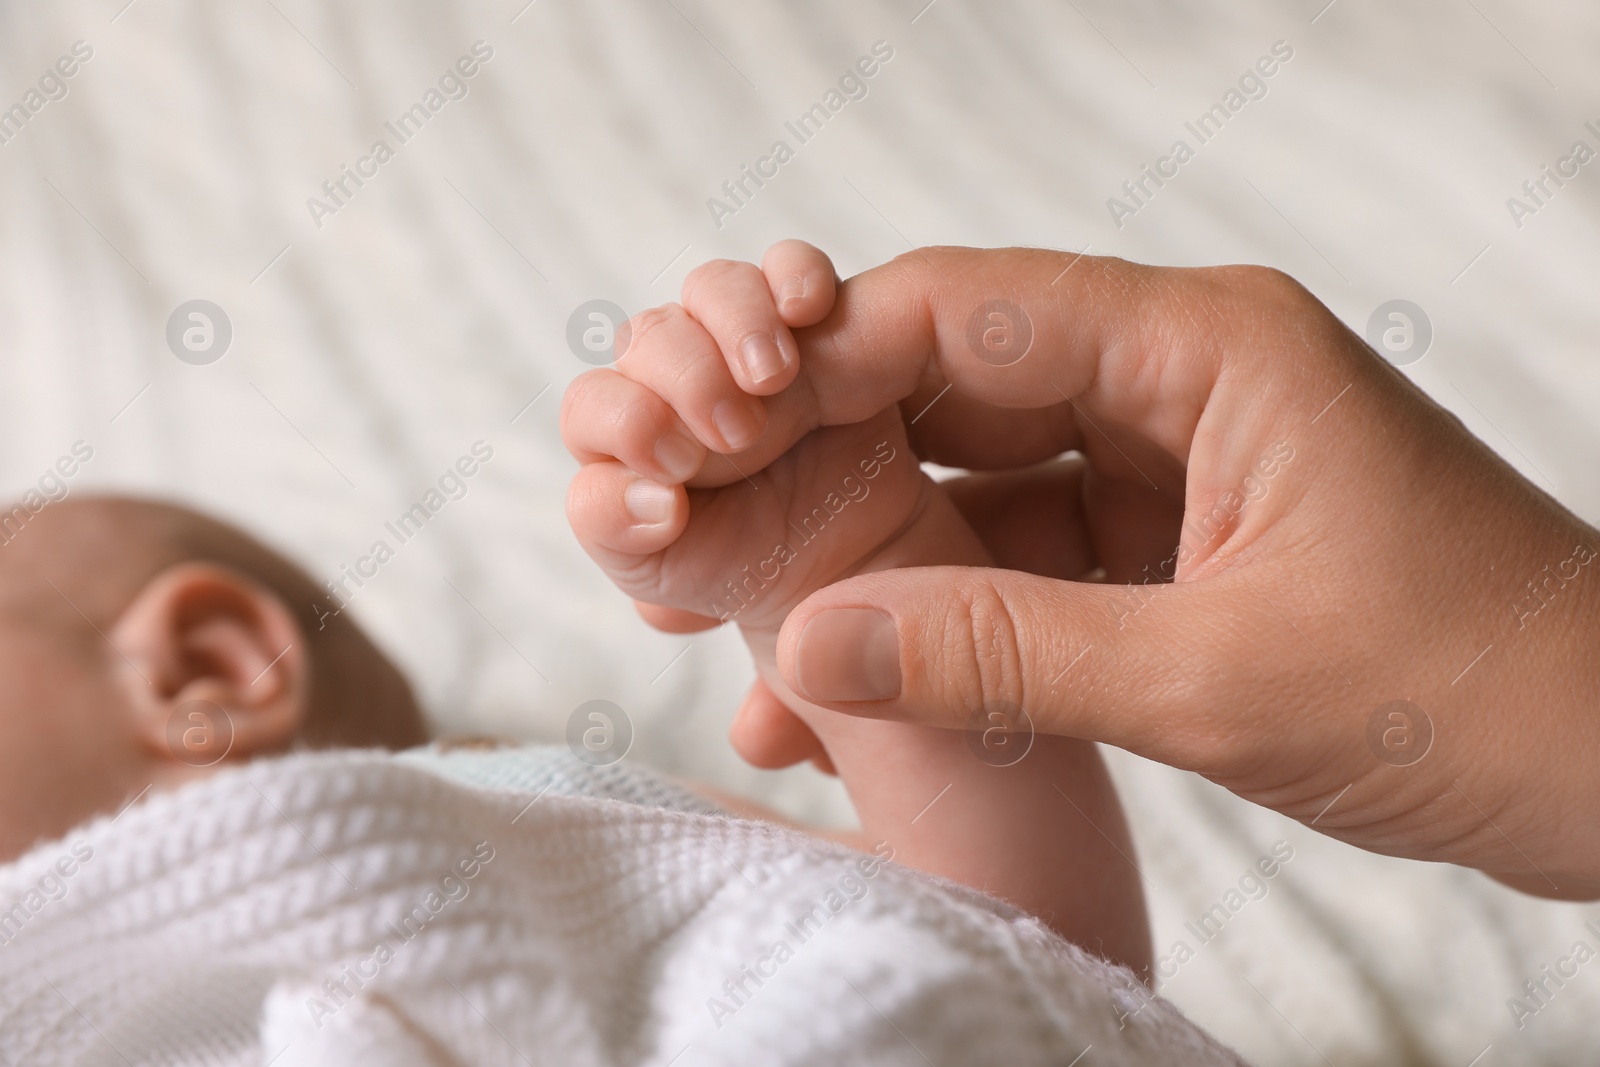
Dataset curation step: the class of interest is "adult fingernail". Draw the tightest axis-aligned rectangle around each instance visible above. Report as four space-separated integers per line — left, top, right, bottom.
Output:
624 479 675 525
740 333 787 384
778 278 806 313
653 432 702 483
712 398 763 452
795 608 901 702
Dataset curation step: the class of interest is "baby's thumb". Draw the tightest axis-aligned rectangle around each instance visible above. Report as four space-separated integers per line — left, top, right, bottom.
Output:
776 566 1220 762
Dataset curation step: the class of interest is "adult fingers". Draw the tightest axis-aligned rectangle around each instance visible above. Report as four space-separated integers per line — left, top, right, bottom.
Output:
902 384 1076 471
940 460 1098 582
734 249 1357 498
939 458 1185 585
774 565 1259 770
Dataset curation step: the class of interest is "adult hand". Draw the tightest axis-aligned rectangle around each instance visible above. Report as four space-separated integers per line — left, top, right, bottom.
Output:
678 246 1600 899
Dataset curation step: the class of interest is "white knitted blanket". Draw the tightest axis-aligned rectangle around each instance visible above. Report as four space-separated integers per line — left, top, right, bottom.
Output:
0 747 1245 1066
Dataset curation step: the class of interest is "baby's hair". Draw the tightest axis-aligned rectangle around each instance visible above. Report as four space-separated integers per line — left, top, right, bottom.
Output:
6 495 427 750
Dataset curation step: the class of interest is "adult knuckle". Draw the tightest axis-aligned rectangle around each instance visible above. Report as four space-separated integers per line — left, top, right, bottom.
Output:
1134 263 1331 382
955 575 1030 710
1211 263 1320 317
884 246 962 291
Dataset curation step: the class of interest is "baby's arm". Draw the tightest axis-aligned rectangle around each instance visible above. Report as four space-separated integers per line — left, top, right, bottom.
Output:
745 465 1151 977
563 242 1150 976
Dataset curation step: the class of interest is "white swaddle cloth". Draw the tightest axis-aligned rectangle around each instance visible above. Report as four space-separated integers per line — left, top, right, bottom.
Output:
0 744 1245 1066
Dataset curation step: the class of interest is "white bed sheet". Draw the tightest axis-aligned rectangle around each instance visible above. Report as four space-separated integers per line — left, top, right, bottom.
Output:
2 1 1598 1062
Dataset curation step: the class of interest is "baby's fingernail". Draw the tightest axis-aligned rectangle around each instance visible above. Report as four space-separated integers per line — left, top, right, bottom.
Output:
711 398 764 452
795 608 901 702
778 278 806 313
654 432 702 483
740 333 787 384
624 479 676 525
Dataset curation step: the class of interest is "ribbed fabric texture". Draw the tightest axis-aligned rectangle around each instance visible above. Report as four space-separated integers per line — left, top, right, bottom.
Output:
0 745 1243 1066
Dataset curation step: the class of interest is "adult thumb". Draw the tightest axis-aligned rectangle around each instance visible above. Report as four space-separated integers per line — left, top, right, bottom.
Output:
776 565 1225 765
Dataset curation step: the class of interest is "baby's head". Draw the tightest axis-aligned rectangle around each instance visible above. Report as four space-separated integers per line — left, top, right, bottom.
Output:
0 495 426 861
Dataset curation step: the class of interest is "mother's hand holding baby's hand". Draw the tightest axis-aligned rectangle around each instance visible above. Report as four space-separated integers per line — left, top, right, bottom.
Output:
710 247 1600 899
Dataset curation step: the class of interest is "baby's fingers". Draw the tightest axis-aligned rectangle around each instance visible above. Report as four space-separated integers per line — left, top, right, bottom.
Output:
761 239 837 327
562 368 707 484
678 243 836 398
614 303 768 455
681 259 800 396
566 461 686 592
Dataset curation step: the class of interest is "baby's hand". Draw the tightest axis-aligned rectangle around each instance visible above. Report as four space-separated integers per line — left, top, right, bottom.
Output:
562 240 835 485
562 242 954 642
564 240 994 764
565 242 866 774
563 245 1153 982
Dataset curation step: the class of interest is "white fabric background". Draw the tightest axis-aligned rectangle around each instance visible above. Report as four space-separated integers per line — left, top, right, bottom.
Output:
1 1 1597 1062
0 746 1248 1066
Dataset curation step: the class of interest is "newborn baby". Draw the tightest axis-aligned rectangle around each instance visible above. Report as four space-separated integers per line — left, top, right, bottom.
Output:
3 272 1150 982
0 496 425 862
563 241 1152 975
2 491 1211 1063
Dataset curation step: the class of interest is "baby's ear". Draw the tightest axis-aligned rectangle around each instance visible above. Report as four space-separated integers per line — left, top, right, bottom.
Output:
108 562 309 767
